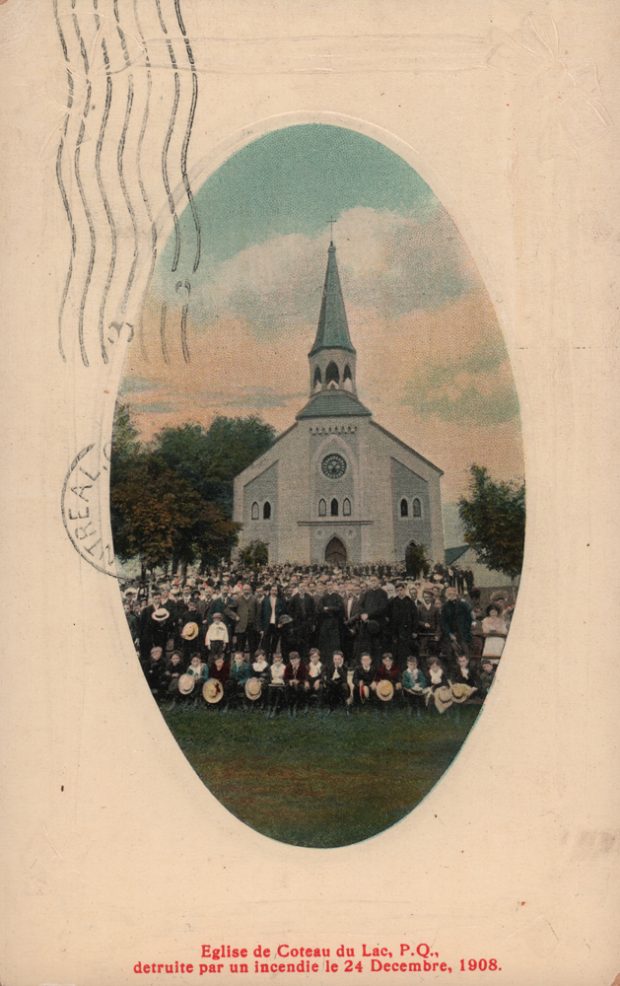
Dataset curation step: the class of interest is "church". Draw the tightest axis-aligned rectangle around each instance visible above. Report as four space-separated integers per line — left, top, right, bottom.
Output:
232 240 444 566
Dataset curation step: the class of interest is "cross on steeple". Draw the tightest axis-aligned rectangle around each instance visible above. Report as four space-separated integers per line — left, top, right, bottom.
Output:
327 217 337 243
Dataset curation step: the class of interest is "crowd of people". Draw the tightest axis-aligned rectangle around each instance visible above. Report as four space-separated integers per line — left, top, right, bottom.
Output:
123 562 515 716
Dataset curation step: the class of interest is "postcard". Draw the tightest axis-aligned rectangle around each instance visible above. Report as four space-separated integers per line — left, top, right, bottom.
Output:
1 1 618 984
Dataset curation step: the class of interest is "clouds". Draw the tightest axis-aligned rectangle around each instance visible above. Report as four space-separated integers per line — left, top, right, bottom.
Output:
152 205 476 335
403 348 519 426
124 203 523 503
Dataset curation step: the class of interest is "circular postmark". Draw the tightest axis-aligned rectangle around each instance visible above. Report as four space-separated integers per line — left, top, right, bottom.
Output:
61 443 120 578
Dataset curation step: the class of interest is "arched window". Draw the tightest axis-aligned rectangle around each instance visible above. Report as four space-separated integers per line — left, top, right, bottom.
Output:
313 366 322 391
412 497 422 518
318 498 326 517
400 498 409 517
330 498 339 517
325 361 340 388
263 501 272 520
343 364 353 392
343 497 351 516
251 501 259 520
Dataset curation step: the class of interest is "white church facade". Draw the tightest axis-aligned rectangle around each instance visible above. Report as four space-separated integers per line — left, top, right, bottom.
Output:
232 241 444 566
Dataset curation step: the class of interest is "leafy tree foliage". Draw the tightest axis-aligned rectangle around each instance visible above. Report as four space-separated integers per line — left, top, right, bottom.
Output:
458 465 525 580
111 458 204 573
109 406 275 574
151 415 276 513
238 540 269 567
110 402 142 482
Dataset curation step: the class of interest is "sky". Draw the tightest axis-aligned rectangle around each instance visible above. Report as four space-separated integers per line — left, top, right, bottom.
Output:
121 124 524 530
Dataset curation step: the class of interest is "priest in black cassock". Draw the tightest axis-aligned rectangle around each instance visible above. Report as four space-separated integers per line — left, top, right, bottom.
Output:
288 584 316 659
317 580 344 662
357 575 389 663
389 582 419 667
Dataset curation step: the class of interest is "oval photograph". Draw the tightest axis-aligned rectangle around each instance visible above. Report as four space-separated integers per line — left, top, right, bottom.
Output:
111 123 525 847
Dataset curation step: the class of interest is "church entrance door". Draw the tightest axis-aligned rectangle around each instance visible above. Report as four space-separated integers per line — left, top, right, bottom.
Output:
325 536 347 566
405 540 426 578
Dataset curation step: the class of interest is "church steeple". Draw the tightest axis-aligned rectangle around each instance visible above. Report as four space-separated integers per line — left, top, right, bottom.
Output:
308 240 358 396
309 242 356 358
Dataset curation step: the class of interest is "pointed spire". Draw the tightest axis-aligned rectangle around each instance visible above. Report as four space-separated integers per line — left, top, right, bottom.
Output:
309 242 356 357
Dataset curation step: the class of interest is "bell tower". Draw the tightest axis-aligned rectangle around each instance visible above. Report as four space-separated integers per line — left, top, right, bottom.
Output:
308 239 357 396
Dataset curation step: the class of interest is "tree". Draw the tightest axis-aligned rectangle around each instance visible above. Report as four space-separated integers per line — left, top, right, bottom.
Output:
151 415 276 513
202 416 276 481
109 407 268 574
194 502 239 572
110 402 143 482
458 465 525 581
238 540 269 567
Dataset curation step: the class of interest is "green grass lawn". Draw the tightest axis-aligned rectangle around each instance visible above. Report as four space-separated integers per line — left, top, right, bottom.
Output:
163 704 481 848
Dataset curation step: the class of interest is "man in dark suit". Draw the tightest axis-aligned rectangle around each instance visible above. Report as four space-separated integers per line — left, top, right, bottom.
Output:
231 584 259 656
288 583 316 659
416 586 440 658
341 581 361 665
324 651 350 710
139 590 174 661
440 586 473 661
389 582 419 667
357 575 389 663
260 585 287 659
317 580 344 663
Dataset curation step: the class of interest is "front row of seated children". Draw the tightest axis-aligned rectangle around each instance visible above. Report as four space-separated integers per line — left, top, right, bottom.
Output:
143 645 497 713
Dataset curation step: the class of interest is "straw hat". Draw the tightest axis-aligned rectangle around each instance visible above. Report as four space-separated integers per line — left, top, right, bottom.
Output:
151 607 171 623
244 677 262 701
202 679 224 704
376 679 395 702
181 621 200 641
451 683 476 704
177 673 195 696
433 685 454 714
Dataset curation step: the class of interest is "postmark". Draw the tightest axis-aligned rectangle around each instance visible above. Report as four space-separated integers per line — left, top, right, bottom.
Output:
61 442 119 578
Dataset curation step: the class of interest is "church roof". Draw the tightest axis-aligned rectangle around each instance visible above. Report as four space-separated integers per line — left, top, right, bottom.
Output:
369 420 444 475
308 242 356 357
296 389 372 420
445 545 470 566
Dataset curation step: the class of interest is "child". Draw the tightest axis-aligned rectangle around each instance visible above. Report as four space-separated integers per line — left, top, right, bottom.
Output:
251 649 270 685
325 651 349 710
229 651 251 705
352 652 375 706
284 651 307 713
209 651 230 688
144 646 167 702
305 649 324 703
401 655 428 714
267 651 286 716
205 611 230 658
478 660 497 698
426 656 447 689
451 653 478 688
373 652 401 689
186 653 206 682
164 650 185 699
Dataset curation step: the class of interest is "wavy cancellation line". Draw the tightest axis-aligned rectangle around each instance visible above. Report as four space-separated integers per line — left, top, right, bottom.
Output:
93 5 116 367
54 0 199 367
72 1 95 368
175 0 202 277
133 0 158 363
156 0 182 277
